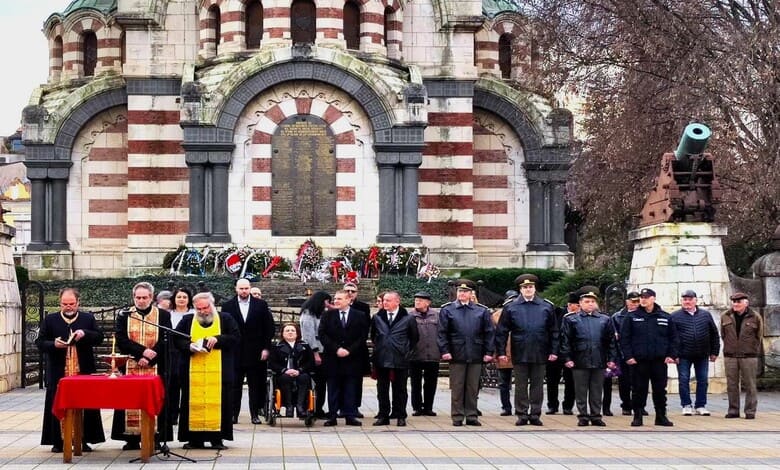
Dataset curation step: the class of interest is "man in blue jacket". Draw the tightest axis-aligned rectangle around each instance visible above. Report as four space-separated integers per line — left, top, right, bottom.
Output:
620 287 678 427
670 290 719 416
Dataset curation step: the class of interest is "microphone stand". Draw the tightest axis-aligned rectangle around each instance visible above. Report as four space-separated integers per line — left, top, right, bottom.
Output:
121 311 196 463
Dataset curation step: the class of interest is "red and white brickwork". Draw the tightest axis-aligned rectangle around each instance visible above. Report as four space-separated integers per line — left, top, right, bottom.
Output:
474 16 533 79
51 13 122 81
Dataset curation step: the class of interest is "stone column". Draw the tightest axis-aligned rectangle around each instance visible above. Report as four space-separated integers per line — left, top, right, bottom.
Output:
401 164 421 242
0 219 22 393
28 179 47 250
376 162 396 240
50 178 69 250
187 163 205 238
210 162 230 241
628 222 730 392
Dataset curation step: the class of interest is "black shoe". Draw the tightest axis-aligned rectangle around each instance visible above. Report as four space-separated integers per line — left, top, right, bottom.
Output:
183 441 205 449
412 410 424 416
529 417 543 426
546 408 558 415
515 417 529 426
452 420 463 426
345 418 362 426
210 441 227 450
423 410 437 416
591 419 606 427
622 409 632 416
476 409 483 416
631 416 643 427
232 416 238 424
397 418 407 427
563 409 574 415
51 446 63 453
82 443 93 452
603 410 613 416
724 413 740 418
286 409 294 418
655 416 674 427
356 411 365 418
642 409 649 416
500 409 512 416
323 419 337 426
373 418 390 426
745 414 755 420
465 419 481 426
122 442 141 451
577 418 589 426
251 415 262 425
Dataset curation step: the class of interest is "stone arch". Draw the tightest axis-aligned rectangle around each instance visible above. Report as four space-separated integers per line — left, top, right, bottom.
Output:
53 88 128 159
473 87 542 158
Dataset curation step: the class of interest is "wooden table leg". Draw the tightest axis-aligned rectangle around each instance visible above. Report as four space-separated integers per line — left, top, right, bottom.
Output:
74 409 84 456
62 409 73 463
140 411 154 462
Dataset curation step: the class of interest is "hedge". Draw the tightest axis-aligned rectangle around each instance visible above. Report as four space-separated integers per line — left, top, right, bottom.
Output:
457 267 566 296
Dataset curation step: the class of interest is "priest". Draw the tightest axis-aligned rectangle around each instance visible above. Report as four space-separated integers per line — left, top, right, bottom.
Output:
36 287 105 453
174 292 240 450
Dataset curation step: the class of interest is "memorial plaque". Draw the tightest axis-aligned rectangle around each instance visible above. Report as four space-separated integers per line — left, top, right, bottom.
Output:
271 115 337 236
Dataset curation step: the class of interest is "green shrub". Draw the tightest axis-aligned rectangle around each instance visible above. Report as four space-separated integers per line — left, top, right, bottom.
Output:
375 276 452 307
724 241 771 277
15 264 29 288
458 267 566 295
541 261 630 311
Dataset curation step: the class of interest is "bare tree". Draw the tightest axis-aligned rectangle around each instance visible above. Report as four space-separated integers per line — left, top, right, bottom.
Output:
516 0 780 266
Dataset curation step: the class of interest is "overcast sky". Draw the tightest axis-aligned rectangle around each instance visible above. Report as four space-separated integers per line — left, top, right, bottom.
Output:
0 1 69 135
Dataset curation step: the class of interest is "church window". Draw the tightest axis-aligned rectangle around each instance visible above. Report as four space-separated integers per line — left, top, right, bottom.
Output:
246 0 263 49
53 36 63 74
291 0 316 44
83 31 98 77
120 32 126 66
343 1 360 50
498 34 512 79
208 5 221 54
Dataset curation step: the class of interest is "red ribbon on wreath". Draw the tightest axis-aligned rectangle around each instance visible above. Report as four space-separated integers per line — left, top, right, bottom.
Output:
330 260 343 281
345 270 359 284
364 246 380 278
262 256 283 278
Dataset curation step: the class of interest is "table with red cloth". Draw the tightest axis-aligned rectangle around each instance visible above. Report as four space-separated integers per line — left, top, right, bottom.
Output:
53 375 165 463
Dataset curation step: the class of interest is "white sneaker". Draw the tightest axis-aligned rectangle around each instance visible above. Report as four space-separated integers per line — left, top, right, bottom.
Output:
695 407 711 416
682 405 693 416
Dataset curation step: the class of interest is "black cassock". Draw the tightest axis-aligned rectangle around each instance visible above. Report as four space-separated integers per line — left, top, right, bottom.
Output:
174 313 239 444
36 311 106 447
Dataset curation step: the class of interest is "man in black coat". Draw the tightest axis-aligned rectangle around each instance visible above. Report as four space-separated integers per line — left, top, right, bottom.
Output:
546 292 578 415
343 282 371 416
496 274 558 426
318 289 370 426
220 278 275 425
438 280 495 427
370 291 419 426
36 287 105 453
620 287 678 427
670 290 719 416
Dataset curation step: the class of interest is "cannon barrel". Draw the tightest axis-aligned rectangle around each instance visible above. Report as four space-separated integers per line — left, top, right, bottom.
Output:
674 123 711 162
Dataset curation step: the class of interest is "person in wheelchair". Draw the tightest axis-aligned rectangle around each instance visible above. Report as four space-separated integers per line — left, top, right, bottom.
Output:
269 323 315 418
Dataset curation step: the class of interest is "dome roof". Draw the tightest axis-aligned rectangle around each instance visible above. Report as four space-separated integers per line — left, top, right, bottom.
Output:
62 0 117 16
483 0 523 18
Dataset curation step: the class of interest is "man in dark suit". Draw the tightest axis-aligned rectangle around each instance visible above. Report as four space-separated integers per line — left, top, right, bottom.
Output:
343 282 370 417
318 289 370 426
221 278 275 425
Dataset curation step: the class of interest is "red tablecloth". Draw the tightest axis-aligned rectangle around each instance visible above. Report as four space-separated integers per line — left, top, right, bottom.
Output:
52 375 165 420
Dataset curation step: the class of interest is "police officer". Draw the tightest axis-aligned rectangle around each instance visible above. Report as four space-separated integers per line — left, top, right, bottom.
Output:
560 288 617 426
438 280 495 426
620 287 678 427
607 290 643 416
496 274 558 426
547 291 578 415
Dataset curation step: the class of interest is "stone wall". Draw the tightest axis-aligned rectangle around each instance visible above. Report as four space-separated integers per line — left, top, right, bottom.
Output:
0 222 21 393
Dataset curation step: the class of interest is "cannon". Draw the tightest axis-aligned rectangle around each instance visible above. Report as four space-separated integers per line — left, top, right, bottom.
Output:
638 123 722 227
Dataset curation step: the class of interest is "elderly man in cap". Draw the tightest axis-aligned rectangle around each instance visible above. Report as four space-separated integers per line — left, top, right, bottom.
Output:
722 292 763 419
620 287 677 427
496 274 558 426
409 291 441 417
560 287 617 426
438 280 494 426
670 290 719 416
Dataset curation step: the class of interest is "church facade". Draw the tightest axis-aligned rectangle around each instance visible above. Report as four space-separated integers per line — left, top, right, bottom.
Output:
22 0 573 279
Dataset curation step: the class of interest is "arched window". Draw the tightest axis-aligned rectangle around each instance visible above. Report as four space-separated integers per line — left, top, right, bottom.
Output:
291 0 316 44
83 31 98 76
53 36 63 74
383 7 391 46
343 1 360 50
209 5 221 54
120 32 126 66
498 34 512 79
246 0 263 49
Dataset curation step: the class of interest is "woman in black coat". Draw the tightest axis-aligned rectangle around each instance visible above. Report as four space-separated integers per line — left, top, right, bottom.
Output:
269 323 315 417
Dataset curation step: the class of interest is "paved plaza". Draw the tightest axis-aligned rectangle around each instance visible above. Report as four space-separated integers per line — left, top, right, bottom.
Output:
2 379 780 469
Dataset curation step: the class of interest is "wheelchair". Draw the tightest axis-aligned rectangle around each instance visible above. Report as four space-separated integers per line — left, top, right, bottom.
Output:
265 370 316 427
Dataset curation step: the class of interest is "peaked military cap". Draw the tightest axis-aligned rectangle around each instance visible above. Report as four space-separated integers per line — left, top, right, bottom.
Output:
577 285 600 300
454 279 476 291
626 291 641 300
514 274 539 286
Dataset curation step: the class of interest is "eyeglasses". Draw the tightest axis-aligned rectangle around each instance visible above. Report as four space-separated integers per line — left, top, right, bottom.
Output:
344 289 357 293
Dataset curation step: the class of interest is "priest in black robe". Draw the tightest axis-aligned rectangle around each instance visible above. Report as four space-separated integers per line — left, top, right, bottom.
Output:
36 287 105 453
174 291 239 450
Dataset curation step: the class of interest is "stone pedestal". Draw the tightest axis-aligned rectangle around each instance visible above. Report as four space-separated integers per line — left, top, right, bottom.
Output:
0 223 22 393
628 222 730 393
23 251 74 280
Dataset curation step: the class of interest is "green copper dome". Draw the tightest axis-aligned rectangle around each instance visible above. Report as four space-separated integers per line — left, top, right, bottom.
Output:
483 0 522 18
62 0 117 16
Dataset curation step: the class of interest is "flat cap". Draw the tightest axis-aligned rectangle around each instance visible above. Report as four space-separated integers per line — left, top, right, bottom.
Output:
730 292 748 301
515 274 539 286
680 290 697 298
626 291 641 300
414 291 431 300
640 288 656 297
